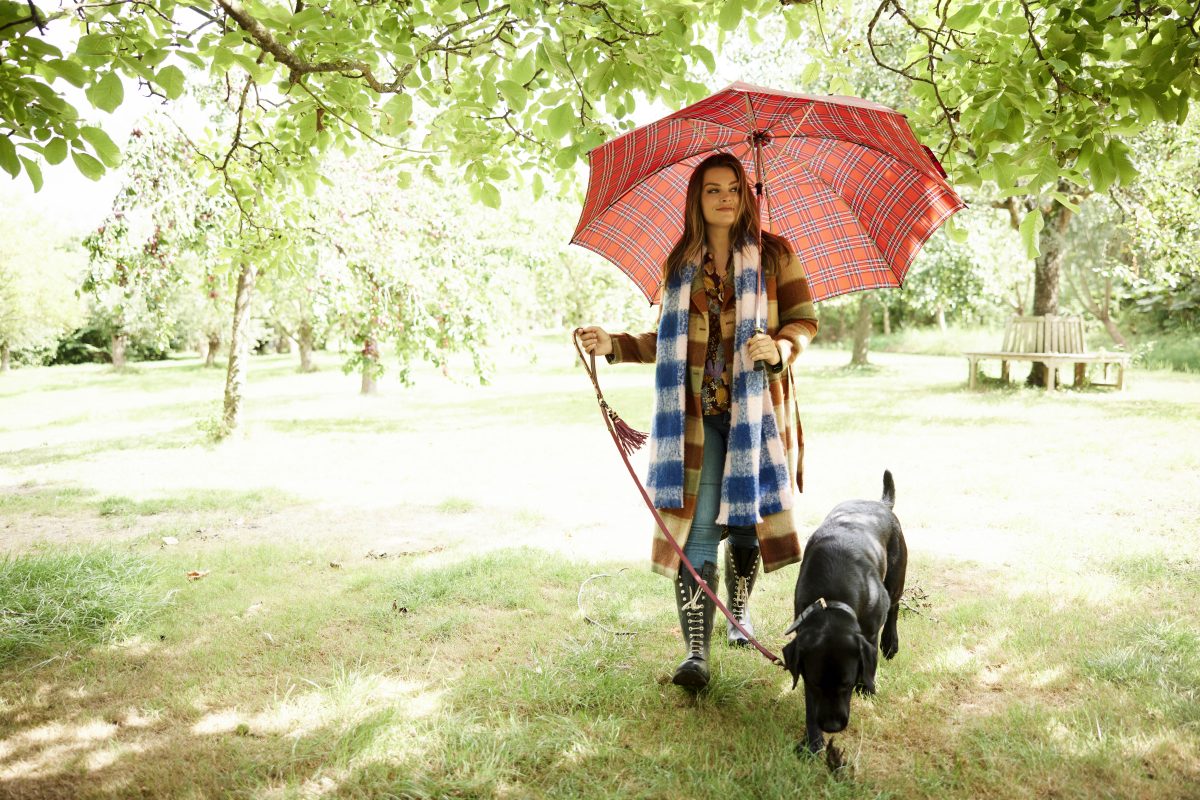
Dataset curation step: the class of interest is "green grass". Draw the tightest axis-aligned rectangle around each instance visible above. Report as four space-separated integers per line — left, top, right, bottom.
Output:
1131 331 1200 373
0 549 163 665
0 339 1198 798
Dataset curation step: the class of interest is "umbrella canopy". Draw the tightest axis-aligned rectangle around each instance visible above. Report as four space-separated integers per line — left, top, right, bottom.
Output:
570 82 966 304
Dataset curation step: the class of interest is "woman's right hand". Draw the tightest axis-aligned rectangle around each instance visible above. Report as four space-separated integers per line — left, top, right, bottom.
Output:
579 326 613 357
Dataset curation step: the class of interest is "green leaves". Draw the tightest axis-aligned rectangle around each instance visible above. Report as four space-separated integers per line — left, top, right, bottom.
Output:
80 127 121 168
719 0 743 31
496 80 527 111
44 138 68 165
19 156 44 192
45 59 88 88
1019 208 1044 259
85 72 124 113
72 150 105 181
383 92 413 134
155 66 186 100
0 136 19 178
946 3 984 30
546 103 575 139
480 182 501 209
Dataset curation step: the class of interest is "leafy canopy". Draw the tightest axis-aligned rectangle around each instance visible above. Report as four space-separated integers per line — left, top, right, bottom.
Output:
1 0 791 203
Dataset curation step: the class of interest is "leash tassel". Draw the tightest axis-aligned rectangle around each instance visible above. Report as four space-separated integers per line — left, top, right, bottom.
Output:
608 408 648 456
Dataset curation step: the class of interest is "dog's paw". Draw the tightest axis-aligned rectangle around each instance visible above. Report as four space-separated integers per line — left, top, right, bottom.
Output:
881 630 899 660
794 738 824 758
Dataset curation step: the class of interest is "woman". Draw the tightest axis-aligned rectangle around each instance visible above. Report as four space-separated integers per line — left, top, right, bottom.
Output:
580 153 818 690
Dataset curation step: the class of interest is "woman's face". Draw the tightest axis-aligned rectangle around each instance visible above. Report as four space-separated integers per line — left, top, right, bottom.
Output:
699 166 741 231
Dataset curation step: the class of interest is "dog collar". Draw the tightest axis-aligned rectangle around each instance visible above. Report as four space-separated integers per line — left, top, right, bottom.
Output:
784 597 859 635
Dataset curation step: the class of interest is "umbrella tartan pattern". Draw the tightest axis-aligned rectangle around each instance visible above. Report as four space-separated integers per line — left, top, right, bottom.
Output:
571 83 966 304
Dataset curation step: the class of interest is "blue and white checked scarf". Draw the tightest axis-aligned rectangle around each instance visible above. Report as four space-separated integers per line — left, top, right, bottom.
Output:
646 239 793 526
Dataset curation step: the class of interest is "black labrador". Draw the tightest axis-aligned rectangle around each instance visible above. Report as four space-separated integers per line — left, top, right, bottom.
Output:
782 470 907 754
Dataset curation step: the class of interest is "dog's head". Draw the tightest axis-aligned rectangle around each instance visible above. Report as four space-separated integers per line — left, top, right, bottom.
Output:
783 612 876 734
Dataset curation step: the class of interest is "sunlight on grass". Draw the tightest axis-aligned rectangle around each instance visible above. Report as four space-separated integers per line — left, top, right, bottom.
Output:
0 341 1198 798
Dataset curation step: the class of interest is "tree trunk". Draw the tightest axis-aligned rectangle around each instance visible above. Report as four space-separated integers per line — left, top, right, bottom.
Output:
361 336 378 395
111 333 128 368
275 336 291 354
1100 316 1129 350
0 342 9 373
1027 200 1074 387
205 334 221 367
935 303 947 332
850 294 872 367
299 318 316 372
222 261 256 435
1065 262 1131 351
882 303 891 336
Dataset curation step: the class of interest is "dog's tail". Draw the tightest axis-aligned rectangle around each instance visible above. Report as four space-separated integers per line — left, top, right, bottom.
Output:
881 470 895 507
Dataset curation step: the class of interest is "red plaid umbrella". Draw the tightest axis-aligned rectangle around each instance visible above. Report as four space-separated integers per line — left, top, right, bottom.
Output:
570 82 965 304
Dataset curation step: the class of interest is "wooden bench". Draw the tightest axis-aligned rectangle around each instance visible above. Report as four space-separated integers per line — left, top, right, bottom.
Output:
965 316 1131 391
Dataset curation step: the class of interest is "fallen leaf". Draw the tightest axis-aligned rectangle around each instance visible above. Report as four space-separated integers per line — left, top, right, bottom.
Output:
329 561 342 569
261 632 276 645
185 570 209 581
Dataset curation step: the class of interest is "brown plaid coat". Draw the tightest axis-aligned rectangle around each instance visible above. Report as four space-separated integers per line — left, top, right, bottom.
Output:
609 253 819 578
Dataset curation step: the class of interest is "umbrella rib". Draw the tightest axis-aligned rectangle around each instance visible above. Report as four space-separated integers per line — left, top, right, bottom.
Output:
770 131 944 181
766 154 924 287
570 143 734 244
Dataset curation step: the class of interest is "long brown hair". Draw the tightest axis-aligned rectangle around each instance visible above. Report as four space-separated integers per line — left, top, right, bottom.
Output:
662 153 793 286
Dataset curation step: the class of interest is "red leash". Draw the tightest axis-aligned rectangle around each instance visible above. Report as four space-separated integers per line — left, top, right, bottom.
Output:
572 329 784 668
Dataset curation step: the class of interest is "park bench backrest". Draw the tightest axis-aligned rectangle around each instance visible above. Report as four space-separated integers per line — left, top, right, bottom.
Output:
1000 316 1086 354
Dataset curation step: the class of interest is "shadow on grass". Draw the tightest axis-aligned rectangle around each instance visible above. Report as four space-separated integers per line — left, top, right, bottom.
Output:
1 547 1197 798
263 417 418 435
0 427 201 470
0 481 295 519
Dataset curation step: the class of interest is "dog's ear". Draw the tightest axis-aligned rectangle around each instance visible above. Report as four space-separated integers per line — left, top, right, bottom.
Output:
782 627 817 689
782 637 804 689
855 634 878 696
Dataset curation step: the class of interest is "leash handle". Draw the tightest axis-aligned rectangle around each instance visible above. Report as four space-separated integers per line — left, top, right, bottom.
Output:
572 328 784 668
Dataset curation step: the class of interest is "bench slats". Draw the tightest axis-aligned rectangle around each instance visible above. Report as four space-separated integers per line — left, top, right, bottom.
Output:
965 315 1129 391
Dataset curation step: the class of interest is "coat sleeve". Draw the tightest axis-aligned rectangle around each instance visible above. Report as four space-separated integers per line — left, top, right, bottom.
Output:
606 287 663 365
773 254 818 367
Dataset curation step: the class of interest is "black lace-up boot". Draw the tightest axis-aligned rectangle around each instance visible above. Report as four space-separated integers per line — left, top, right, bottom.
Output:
723 541 760 647
672 561 717 689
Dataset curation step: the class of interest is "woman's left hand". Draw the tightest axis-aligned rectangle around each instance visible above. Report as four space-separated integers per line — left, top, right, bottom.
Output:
747 333 781 366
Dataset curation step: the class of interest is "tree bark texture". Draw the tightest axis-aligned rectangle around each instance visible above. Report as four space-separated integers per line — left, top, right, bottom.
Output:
0 342 9 373
850 294 872 366
223 261 256 434
361 336 378 394
110 333 127 368
1065 264 1130 350
299 318 315 372
1027 201 1074 387
205 334 221 368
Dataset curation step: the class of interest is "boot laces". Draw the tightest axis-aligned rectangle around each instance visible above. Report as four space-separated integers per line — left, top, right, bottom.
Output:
683 584 705 655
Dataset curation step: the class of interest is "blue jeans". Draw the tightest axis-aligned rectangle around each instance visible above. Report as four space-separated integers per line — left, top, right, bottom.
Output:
682 412 758 570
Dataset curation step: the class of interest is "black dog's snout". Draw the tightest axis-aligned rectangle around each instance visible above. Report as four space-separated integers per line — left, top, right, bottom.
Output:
820 715 848 733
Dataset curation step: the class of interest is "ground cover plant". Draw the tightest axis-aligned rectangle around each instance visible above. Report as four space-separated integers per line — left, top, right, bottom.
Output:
1 338 1197 799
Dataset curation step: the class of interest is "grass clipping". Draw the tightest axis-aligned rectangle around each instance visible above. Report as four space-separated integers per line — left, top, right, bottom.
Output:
0 549 163 666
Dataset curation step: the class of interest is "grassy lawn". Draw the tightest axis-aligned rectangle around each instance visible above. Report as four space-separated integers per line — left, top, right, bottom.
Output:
1 338 1198 799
